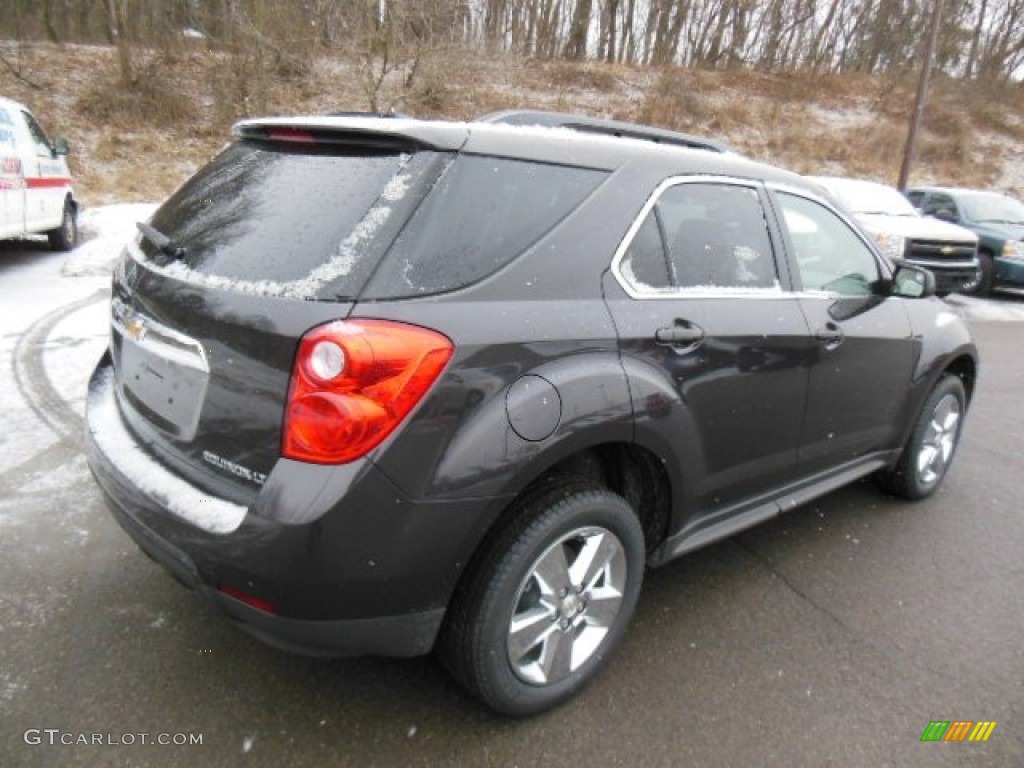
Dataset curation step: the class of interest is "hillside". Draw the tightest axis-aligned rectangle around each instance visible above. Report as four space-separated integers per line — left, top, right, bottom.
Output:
2 40 1023 206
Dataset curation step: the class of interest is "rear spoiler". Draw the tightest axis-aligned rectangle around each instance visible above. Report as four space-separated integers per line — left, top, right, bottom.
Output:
479 109 729 153
233 116 470 152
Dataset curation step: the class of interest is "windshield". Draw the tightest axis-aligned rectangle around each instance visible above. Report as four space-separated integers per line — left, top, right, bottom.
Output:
814 178 918 216
958 192 1024 224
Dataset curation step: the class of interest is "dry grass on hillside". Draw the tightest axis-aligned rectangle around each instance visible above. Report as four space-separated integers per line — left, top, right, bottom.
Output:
2 41 1022 205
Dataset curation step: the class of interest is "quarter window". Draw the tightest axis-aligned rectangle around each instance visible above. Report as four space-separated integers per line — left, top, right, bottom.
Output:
776 192 881 296
619 182 778 294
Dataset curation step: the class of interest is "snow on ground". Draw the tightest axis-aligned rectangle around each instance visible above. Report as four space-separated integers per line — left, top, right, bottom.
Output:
62 202 158 277
43 299 111 418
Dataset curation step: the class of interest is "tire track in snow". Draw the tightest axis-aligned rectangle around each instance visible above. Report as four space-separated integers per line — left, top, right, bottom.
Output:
11 288 107 440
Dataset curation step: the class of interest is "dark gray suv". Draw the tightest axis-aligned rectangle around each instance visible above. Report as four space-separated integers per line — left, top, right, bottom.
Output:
85 111 977 716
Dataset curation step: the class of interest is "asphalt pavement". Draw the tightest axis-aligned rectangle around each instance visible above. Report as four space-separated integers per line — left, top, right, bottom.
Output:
1 244 1021 767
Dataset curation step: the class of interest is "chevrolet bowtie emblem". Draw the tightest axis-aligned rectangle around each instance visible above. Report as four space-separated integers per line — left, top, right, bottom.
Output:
941 246 954 255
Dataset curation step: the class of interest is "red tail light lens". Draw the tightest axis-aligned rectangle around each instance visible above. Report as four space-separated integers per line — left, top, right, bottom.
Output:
282 319 453 464
217 584 276 615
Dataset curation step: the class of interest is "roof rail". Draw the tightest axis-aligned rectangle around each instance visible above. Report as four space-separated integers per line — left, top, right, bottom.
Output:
478 110 728 153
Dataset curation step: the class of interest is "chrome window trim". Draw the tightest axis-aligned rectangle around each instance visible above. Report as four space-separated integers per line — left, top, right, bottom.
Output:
610 175 788 301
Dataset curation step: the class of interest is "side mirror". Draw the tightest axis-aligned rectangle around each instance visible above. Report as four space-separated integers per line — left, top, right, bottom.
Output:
53 137 70 156
891 262 936 299
932 208 956 223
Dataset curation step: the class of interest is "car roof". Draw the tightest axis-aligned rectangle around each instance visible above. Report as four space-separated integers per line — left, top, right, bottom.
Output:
234 112 812 191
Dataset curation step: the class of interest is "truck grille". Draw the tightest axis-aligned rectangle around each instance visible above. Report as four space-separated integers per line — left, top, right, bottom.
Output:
908 240 976 262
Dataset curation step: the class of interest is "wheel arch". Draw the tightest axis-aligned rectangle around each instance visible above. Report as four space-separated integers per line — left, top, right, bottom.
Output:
944 353 977 406
488 442 673 559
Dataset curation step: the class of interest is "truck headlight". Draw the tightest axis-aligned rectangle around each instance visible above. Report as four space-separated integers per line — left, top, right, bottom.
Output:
1002 240 1024 261
872 232 906 261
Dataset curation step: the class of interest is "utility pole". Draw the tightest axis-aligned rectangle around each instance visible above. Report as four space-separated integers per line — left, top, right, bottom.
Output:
898 0 945 190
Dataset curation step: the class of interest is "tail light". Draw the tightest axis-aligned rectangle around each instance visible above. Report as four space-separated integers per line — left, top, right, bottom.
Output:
265 126 316 144
282 319 453 464
217 584 276 615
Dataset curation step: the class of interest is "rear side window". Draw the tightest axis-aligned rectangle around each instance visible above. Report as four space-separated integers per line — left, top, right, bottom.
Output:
618 181 779 293
365 156 607 298
143 142 442 299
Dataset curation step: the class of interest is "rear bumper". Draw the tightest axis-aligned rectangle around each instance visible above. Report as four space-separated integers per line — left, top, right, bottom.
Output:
85 355 499 658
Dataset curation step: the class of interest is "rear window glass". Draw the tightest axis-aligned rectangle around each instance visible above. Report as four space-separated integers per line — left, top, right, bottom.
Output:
142 142 441 299
365 155 607 298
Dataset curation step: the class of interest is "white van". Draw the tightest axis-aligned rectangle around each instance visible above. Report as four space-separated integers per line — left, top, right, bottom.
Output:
0 96 77 250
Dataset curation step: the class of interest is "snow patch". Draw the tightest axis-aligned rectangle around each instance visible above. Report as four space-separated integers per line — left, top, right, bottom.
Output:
87 367 247 534
63 203 159 277
16 454 90 496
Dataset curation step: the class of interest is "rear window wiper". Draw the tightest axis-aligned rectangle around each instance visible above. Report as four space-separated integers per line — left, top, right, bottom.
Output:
137 221 187 261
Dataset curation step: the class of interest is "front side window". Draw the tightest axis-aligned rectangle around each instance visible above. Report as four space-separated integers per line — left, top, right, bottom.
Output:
958 192 1024 225
21 111 52 157
618 181 779 294
776 192 881 296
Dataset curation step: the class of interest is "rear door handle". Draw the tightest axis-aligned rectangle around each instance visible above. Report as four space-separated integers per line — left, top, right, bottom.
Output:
655 323 704 345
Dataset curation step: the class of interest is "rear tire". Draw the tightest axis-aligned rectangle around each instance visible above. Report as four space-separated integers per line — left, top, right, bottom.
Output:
877 375 966 500
47 199 77 252
439 484 645 716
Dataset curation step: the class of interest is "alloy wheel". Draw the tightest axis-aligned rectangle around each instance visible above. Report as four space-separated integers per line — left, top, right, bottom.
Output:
506 526 627 686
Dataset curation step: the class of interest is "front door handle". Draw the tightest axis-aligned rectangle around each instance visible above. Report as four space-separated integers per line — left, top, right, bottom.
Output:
814 322 844 349
655 322 704 345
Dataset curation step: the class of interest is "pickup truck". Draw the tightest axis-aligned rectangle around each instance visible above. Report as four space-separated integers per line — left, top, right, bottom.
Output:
906 186 1024 296
0 96 77 250
808 176 979 296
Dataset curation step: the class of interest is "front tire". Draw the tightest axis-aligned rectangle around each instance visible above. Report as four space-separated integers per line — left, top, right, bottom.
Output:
440 485 645 716
878 375 966 500
47 199 77 252
964 251 993 296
